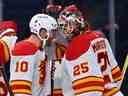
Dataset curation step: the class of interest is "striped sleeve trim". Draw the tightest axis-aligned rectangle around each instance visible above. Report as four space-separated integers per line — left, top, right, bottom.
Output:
10 80 32 95
104 87 120 96
104 75 111 84
53 88 63 96
112 66 122 82
72 76 104 95
38 58 47 85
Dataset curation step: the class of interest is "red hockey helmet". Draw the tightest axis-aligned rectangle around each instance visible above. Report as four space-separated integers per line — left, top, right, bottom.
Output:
58 5 86 40
0 20 17 38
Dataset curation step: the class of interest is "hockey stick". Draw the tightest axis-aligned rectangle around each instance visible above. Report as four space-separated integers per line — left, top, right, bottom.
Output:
46 0 55 95
0 64 14 96
51 60 55 96
46 45 55 96
120 54 128 88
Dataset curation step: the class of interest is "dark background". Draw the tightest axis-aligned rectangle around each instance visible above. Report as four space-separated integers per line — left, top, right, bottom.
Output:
3 0 128 94
3 0 128 54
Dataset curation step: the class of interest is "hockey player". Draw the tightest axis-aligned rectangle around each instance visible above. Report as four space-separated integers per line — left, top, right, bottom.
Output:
0 20 18 64
9 13 58 96
58 5 124 96
39 3 71 95
45 36 67 96
0 20 18 96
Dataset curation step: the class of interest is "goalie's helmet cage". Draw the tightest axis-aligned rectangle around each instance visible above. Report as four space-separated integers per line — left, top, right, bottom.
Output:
58 5 86 40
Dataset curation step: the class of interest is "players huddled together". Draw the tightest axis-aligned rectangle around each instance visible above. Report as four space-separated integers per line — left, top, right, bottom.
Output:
0 2 125 96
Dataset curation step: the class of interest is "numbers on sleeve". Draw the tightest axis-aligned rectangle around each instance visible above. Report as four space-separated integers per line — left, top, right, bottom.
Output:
73 62 89 76
97 51 110 72
15 61 28 72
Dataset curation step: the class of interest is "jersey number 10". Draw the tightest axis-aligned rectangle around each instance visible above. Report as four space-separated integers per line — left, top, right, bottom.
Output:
15 61 28 72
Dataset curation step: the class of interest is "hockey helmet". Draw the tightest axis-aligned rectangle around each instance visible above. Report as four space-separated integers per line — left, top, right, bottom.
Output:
0 21 17 38
58 4 85 40
29 13 58 41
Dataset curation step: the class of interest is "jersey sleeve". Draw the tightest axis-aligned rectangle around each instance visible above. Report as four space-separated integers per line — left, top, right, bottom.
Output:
92 37 123 96
105 39 122 83
103 39 123 96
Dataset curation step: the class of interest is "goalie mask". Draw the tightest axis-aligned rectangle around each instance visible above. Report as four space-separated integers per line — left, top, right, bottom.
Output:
29 13 58 47
58 5 86 41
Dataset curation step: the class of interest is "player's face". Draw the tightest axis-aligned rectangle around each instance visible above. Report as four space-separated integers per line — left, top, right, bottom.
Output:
62 20 78 40
39 28 49 40
38 28 50 48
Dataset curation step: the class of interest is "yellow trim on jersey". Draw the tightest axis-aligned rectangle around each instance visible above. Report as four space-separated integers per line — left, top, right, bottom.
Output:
53 89 63 94
12 89 32 95
2 41 9 62
0 40 10 63
112 66 122 82
114 76 122 82
75 86 104 95
112 66 120 75
73 76 104 86
72 76 104 95
11 80 32 95
11 80 32 86
55 43 66 60
104 87 119 96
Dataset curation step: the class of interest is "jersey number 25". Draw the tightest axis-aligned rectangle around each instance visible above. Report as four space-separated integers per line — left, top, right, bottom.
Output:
73 62 89 76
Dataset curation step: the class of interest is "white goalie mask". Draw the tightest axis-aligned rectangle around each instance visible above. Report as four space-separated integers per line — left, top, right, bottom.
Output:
58 5 87 41
29 13 58 47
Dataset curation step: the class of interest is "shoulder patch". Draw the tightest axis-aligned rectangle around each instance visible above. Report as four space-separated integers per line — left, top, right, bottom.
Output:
65 31 104 60
12 40 38 56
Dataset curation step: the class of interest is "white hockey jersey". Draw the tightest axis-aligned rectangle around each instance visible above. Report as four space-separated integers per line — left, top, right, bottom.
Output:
44 42 67 96
0 36 17 96
0 36 17 65
10 40 49 96
62 31 104 96
62 31 123 96
90 31 123 96
43 30 68 96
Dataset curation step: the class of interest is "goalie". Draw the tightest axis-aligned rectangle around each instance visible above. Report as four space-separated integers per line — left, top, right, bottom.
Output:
58 4 124 96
